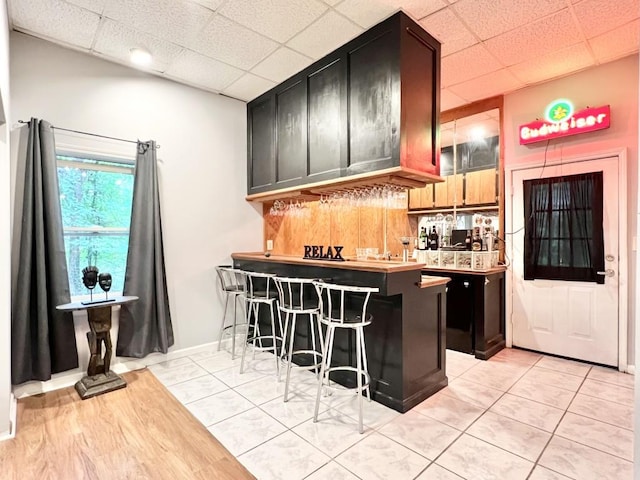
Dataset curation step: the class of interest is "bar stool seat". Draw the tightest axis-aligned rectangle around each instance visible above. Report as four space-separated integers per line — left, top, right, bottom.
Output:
240 271 283 376
214 266 248 359
312 280 379 433
272 276 324 402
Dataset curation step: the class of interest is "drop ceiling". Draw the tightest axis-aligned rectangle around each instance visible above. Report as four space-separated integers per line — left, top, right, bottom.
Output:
7 0 640 111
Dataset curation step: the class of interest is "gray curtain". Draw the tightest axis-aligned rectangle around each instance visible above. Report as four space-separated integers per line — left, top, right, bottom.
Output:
117 141 173 357
11 118 78 385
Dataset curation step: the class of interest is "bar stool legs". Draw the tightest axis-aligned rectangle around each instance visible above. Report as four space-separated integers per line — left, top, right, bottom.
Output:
239 271 283 377
282 310 324 402
215 266 246 359
241 297 282 376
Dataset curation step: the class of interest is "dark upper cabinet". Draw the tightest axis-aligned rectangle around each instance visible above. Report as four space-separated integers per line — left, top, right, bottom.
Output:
247 97 275 190
247 11 441 196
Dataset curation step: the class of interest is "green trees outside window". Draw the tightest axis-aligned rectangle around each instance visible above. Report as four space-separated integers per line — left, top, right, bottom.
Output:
57 155 134 297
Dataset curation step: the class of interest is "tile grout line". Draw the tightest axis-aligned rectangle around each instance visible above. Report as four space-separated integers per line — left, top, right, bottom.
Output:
154 349 633 480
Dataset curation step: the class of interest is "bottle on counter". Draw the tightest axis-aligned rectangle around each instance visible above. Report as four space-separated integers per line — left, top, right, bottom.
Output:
472 227 483 251
419 227 428 250
465 230 472 251
428 225 439 250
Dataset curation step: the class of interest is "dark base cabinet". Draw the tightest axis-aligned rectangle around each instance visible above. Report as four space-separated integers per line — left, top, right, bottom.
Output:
233 256 447 413
423 269 506 360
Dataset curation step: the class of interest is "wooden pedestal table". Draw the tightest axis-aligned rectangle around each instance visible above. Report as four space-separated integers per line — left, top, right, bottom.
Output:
56 296 139 400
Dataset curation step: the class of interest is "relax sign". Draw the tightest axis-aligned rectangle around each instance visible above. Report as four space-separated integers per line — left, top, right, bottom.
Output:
519 104 610 145
303 245 345 261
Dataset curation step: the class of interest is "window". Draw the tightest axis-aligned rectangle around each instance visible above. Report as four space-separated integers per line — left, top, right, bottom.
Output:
57 154 134 297
523 172 604 284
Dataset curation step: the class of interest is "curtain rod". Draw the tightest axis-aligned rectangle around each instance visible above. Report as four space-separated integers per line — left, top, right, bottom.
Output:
17 120 161 148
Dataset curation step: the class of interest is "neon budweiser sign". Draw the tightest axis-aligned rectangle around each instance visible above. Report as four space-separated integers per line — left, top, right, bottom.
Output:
519 104 610 145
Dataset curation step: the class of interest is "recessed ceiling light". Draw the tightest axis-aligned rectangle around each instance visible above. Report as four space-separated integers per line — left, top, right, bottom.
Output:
130 48 152 67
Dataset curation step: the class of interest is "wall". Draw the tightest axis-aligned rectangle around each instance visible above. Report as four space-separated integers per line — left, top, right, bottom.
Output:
9 33 262 390
0 0 12 438
503 54 639 365
265 199 416 259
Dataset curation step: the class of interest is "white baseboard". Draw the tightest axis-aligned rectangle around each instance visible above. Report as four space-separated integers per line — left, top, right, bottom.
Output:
626 365 635 375
12 341 221 399
0 393 17 442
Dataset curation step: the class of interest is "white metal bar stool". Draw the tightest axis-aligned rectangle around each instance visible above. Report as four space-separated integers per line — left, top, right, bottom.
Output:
272 276 324 401
312 280 379 433
239 270 282 376
215 265 247 359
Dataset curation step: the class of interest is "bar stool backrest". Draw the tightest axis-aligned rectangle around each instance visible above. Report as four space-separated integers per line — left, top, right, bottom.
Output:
272 276 319 314
241 270 277 301
313 281 379 325
215 265 245 294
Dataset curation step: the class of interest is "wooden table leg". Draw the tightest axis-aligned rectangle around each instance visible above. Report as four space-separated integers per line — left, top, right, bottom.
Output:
75 305 127 400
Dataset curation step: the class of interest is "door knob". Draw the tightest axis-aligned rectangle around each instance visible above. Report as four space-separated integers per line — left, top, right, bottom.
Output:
596 269 615 277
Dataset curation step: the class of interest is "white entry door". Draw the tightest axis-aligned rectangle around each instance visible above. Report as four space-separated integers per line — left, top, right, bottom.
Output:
510 156 619 366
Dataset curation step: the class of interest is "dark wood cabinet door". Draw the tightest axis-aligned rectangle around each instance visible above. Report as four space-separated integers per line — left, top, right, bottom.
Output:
308 58 346 180
400 24 439 173
347 28 400 174
247 97 275 192
275 80 307 185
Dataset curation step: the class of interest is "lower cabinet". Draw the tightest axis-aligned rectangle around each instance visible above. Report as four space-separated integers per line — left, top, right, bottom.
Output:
423 269 505 360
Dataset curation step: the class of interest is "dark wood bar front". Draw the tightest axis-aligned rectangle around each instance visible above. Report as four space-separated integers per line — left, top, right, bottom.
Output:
422 266 507 360
232 253 448 413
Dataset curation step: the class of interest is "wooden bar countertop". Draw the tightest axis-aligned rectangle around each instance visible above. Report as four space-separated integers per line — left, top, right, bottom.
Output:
419 275 451 288
421 265 508 276
232 252 425 273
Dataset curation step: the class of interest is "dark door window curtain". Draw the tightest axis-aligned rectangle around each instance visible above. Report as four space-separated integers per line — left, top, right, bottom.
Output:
11 119 78 385
523 171 605 284
116 141 174 358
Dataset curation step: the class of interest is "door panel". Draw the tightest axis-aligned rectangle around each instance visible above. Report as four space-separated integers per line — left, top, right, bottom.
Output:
510 156 619 366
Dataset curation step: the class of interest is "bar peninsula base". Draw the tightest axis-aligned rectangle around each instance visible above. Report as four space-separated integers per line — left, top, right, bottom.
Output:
233 253 448 413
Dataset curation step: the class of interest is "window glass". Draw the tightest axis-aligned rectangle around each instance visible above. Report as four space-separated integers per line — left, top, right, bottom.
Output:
57 155 134 297
523 172 604 283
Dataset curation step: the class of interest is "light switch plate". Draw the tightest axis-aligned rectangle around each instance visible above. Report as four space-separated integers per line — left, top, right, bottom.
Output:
266 239 273 250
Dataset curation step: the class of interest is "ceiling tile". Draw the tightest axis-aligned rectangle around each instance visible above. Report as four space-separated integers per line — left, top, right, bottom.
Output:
440 88 469 111
441 43 502 87
453 0 565 40
185 14 278 70
103 0 214 46
222 73 277 102
383 0 448 20
484 9 582 67
251 47 314 83
509 42 594 86
287 11 363 59
93 18 183 73
65 0 106 14
10 0 100 49
590 20 640 63
335 0 397 28
419 7 477 57
573 0 640 38
322 0 342 5
218 0 328 43
448 68 524 102
164 49 244 92
190 0 224 10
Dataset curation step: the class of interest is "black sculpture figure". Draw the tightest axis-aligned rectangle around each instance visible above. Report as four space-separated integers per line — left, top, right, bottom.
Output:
98 273 112 300
82 265 99 301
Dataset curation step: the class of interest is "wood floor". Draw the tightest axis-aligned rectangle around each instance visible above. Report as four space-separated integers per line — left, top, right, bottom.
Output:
0 369 255 480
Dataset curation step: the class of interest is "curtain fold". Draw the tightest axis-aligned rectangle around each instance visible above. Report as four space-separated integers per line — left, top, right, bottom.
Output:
11 118 78 385
117 141 173 357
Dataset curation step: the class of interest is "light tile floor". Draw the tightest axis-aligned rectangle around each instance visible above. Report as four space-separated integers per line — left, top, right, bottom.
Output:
149 342 634 480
